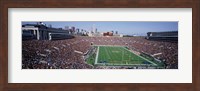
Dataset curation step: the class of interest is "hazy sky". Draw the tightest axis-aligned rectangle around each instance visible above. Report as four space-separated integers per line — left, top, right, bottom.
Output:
22 21 178 36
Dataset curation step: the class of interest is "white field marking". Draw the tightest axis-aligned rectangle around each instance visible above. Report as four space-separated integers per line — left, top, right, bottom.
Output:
96 63 154 66
95 46 99 64
122 47 157 66
118 47 126 62
94 45 124 47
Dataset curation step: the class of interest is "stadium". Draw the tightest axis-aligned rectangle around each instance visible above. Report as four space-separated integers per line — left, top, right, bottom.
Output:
22 22 178 69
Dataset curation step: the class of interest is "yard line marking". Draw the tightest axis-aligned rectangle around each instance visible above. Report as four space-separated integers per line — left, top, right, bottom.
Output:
118 47 126 62
104 46 111 62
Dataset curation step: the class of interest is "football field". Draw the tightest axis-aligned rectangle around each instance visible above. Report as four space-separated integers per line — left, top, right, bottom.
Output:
95 46 157 66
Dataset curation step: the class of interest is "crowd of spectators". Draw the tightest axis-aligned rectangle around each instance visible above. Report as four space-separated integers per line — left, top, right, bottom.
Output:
22 36 178 69
22 37 92 69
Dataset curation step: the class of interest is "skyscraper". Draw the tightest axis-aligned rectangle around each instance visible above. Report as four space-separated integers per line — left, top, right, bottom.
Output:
116 31 118 34
65 26 70 30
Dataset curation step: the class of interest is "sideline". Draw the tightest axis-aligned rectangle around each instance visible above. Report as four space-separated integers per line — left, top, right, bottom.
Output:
94 46 99 64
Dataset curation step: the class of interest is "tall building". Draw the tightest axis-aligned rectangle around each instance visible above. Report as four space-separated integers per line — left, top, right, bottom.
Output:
95 28 98 34
68 26 75 34
65 26 70 30
81 29 84 34
71 26 75 31
76 28 79 33
111 31 114 34
92 24 95 33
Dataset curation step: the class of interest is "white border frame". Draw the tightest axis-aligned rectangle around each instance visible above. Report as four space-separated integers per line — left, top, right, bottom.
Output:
8 8 192 83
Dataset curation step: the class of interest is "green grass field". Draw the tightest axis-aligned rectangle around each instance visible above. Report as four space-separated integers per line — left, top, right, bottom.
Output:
95 46 156 66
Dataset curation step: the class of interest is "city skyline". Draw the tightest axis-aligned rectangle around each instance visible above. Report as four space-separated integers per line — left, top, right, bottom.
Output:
22 21 178 36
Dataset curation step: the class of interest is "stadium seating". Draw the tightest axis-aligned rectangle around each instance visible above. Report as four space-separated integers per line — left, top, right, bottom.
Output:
22 36 178 69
